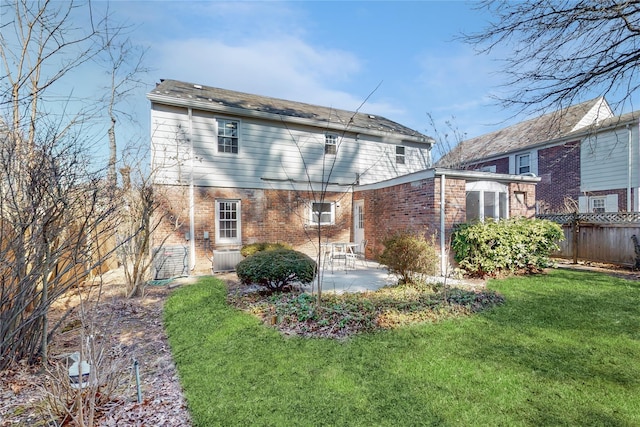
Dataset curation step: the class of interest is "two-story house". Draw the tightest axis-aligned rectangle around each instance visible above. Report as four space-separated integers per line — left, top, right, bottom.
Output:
438 97 640 214
148 79 539 277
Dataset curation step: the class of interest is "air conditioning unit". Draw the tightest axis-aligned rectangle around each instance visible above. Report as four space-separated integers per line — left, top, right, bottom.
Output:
152 246 189 280
212 250 244 273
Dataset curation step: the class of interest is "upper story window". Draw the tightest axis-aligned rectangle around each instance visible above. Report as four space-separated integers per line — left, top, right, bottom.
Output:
310 201 335 226
516 153 530 174
396 146 405 164
480 165 496 173
217 119 239 154
325 134 337 155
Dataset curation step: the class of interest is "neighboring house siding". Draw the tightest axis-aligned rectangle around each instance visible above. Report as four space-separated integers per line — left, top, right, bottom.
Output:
473 157 509 174
581 126 640 194
537 141 581 213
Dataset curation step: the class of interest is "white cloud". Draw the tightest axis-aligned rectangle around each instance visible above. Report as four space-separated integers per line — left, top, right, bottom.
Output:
151 35 404 118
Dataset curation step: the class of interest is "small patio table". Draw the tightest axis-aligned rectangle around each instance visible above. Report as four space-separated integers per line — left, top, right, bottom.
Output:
322 242 359 273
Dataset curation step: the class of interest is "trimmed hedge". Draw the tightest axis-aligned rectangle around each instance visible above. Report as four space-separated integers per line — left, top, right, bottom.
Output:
236 248 316 292
240 242 292 258
451 217 563 277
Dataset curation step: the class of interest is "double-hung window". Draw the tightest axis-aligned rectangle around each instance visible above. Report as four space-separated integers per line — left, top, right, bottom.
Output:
325 134 337 155
310 202 335 226
216 200 241 244
396 146 405 164
591 197 606 213
516 153 530 174
217 119 239 154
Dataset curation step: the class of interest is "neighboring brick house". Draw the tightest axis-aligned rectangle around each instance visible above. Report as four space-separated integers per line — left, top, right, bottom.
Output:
148 79 538 276
438 97 640 214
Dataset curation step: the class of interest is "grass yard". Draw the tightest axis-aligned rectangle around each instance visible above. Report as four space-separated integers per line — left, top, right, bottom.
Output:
164 269 640 426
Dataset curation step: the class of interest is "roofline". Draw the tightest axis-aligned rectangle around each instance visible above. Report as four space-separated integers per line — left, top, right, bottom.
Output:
463 113 640 164
148 92 434 146
356 167 540 191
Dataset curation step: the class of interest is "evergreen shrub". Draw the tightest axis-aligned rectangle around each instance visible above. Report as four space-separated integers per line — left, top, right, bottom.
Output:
451 217 563 277
240 242 292 258
236 248 316 292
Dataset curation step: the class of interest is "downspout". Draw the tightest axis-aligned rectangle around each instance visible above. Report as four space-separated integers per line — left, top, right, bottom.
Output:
188 107 196 272
440 173 446 276
628 124 632 211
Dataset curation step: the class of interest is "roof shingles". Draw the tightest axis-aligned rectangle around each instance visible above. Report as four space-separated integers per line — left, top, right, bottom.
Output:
149 79 431 143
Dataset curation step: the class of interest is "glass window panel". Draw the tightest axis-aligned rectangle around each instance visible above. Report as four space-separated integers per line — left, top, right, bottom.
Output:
499 192 508 219
484 191 496 219
466 191 480 222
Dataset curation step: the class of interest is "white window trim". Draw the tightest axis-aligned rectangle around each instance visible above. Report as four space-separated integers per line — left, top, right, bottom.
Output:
215 199 242 245
479 165 496 173
216 117 240 155
396 145 406 165
309 201 335 226
325 133 338 155
465 181 509 222
516 153 531 175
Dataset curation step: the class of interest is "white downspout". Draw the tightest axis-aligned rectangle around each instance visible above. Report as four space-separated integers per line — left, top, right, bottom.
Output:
188 108 196 272
440 173 446 276
628 124 632 211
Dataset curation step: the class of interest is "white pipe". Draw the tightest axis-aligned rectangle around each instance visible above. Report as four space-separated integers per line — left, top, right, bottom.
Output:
188 108 196 272
628 124 632 211
440 174 446 276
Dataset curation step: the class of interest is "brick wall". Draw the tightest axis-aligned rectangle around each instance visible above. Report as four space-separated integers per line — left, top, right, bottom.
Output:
154 176 538 274
509 182 537 218
537 141 581 212
582 188 632 212
354 176 467 259
473 157 510 174
152 185 351 272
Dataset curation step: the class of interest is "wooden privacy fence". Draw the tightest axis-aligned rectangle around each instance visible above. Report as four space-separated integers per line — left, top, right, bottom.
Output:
537 213 640 267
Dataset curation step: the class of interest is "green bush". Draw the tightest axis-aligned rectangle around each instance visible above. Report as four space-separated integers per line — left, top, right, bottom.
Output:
236 248 316 292
451 217 563 277
240 242 292 257
377 231 439 284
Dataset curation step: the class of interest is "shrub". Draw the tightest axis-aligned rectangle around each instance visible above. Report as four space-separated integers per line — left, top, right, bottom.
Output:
236 248 316 292
240 242 293 258
377 231 439 284
451 217 563 277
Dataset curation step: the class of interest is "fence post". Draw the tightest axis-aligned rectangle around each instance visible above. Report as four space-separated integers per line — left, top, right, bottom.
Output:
572 212 579 264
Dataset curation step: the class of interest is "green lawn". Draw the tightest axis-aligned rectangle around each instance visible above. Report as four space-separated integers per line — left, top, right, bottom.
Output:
164 269 640 426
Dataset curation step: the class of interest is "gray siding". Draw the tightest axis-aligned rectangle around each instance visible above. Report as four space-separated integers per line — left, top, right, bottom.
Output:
581 125 640 192
151 104 431 189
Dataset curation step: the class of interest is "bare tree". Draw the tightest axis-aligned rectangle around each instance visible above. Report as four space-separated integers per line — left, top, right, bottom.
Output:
97 16 149 189
463 0 640 114
0 0 132 369
427 112 468 168
275 85 393 306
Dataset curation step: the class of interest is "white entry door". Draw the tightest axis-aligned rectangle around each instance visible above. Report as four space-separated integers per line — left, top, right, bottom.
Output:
353 200 364 247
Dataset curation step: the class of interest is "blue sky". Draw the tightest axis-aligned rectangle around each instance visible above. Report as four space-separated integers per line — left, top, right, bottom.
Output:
6 1 636 161
113 0 510 159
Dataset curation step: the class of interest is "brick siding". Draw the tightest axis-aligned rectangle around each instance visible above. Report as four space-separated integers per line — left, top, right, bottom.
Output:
537 141 581 213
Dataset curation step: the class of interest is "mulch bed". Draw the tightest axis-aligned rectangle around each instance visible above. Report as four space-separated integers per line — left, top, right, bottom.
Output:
1 272 193 427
